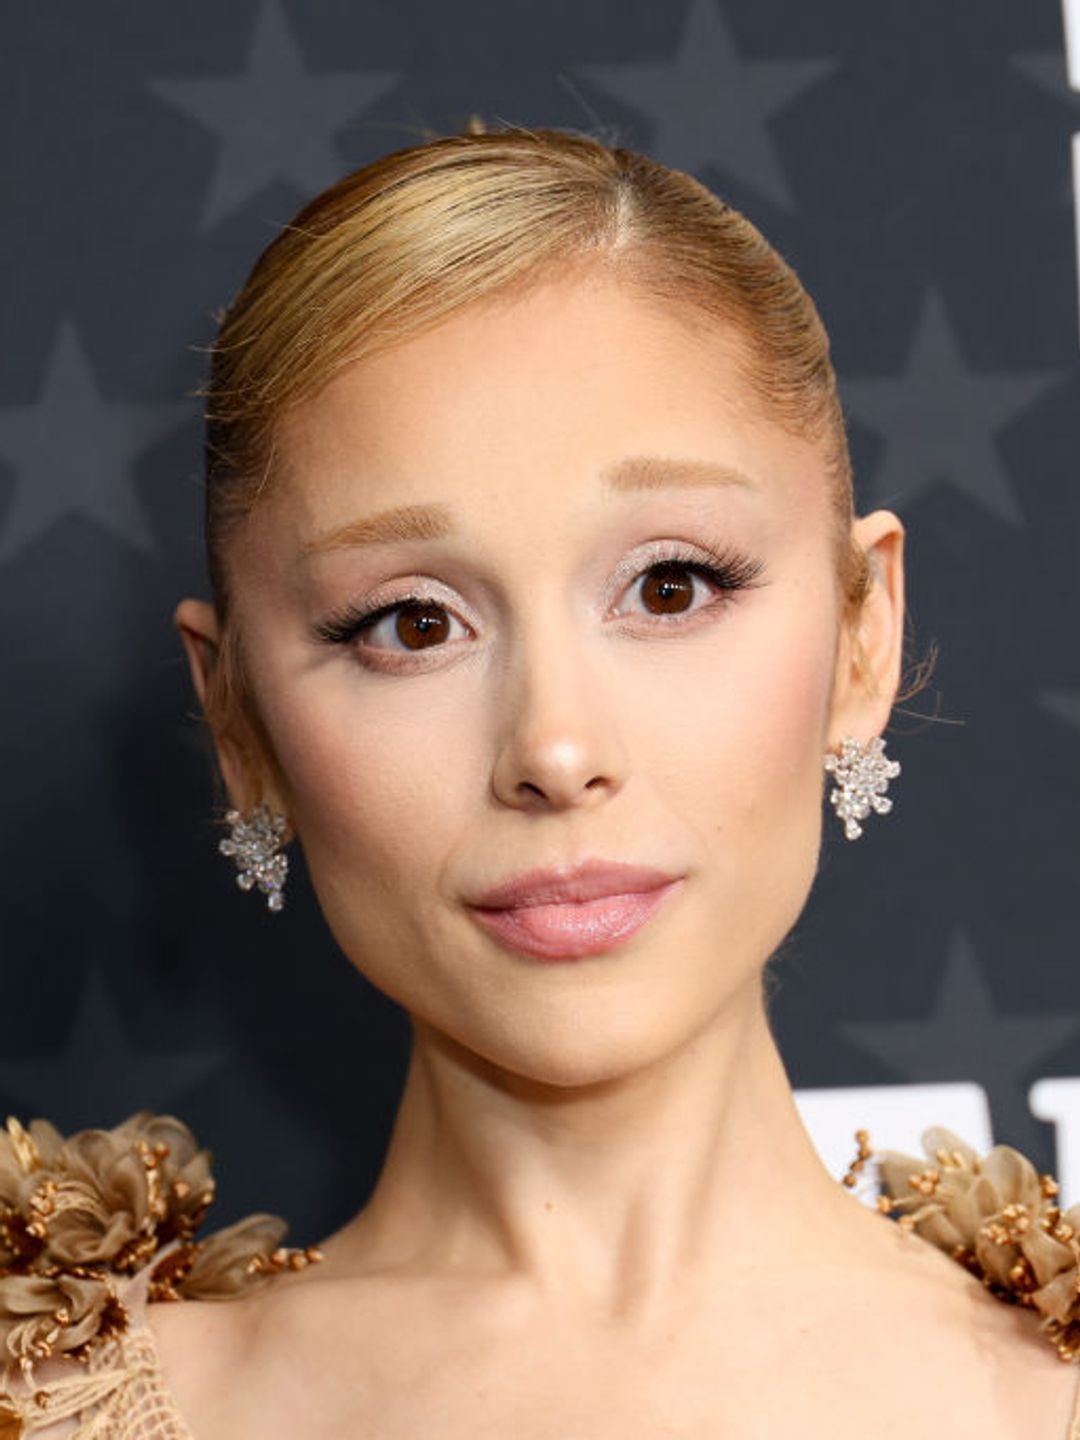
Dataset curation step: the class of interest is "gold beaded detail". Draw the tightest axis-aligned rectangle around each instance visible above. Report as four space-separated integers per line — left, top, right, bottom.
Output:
850 1125 1080 1363
0 1111 321 1388
840 1129 872 1189
247 1244 324 1276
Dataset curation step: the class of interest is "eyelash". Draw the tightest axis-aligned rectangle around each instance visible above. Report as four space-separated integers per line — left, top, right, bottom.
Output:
312 541 765 665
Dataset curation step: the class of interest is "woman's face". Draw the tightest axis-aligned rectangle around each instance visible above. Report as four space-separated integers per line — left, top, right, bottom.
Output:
212 267 896 1087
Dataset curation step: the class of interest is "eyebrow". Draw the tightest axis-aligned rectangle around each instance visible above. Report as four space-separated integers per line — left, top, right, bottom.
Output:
299 455 757 557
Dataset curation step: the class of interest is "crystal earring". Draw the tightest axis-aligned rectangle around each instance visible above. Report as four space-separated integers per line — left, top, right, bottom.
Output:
823 735 901 841
218 804 290 912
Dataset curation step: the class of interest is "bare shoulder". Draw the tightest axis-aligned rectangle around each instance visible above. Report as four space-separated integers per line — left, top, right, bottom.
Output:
971 1296 1079 1437
144 1290 260 1433
141 1257 513 1439
143 1264 381 1438
850 1210 1080 1437
142 1206 1080 1440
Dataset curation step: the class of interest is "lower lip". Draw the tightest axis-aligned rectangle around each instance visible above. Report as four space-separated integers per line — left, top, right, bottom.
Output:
466 881 683 962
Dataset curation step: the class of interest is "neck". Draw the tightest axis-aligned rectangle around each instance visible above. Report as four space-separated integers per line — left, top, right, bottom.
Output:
345 978 858 1316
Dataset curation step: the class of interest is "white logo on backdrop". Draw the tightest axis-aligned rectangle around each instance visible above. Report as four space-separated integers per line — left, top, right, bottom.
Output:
1065 0 1080 342
797 1078 1080 1205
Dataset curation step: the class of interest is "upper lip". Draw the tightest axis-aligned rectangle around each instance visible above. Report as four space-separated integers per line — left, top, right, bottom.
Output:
466 860 681 910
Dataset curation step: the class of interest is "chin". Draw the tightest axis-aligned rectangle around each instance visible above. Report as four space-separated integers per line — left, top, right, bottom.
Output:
431 993 737 1094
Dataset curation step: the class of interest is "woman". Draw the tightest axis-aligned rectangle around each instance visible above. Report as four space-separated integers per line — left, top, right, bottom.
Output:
3 122 1079 1438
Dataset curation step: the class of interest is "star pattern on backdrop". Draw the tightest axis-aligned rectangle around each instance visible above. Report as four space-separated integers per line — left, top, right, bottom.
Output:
1043 690 1080 731
0 321 189 566
1012 49 1080 207
0 970 226 1129
150 0 400 230
1012 50 1080 115
575 0 832 208
841 291 1058 525
843 930 1080 1142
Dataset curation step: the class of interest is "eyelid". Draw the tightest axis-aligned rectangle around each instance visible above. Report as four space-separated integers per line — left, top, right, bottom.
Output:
313 535 763 655
311 585 472 648
604 536 760 609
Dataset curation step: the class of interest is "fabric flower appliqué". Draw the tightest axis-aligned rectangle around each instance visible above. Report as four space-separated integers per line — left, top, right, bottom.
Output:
0 1111 320 1392
866 1126 1080 1363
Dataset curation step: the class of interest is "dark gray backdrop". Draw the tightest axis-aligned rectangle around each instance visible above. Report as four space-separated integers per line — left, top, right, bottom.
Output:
3 0 1079 1245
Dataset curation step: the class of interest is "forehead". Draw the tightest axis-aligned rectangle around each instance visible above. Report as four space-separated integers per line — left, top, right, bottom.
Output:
268 270 829 538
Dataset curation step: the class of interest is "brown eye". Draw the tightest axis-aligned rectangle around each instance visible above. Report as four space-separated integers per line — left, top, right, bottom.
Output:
394 600 452 649
638 561 700 616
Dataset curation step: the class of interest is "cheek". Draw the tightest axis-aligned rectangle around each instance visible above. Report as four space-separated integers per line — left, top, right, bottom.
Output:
250 669 476 926
662 593 837 952
672 600 836 820
744 619 836 797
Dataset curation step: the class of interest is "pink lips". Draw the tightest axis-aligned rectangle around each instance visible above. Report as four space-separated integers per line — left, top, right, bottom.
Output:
465 861 683 962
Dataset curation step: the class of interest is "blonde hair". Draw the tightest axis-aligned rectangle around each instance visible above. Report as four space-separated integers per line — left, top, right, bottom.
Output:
201 121 873 799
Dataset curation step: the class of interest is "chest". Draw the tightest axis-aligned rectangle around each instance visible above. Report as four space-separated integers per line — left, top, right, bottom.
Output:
191 1323 1078 1440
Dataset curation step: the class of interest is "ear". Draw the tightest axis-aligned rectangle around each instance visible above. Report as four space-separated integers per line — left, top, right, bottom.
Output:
827 509 906 746
173 597 270 816
174 597 219 711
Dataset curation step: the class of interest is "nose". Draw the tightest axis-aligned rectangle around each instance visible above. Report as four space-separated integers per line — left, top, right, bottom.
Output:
490 616 629 813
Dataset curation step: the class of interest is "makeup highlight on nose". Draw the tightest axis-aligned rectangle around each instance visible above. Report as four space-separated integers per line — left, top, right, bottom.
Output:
298 454 760 560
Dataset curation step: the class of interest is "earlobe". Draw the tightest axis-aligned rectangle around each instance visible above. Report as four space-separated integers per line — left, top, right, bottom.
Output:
829 510 906 744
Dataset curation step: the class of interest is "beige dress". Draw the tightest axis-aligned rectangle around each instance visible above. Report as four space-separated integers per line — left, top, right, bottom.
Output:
4 1114 1080 1438
2 1261 195 1439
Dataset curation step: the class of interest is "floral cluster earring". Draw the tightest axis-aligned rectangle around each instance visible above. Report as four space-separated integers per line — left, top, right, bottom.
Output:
823 735 901 840
218 804 290 912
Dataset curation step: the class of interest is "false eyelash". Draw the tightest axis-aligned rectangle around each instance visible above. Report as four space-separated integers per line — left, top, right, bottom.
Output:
312 542 765 648
669 550 765 594
605 538 766 617
314 590 436 646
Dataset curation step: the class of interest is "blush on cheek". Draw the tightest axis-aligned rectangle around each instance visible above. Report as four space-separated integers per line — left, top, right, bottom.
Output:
678 660 833 983
707 630 834 969
279 719 417 845
254 677 477 911
738 610 837 790
770 652 836 784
